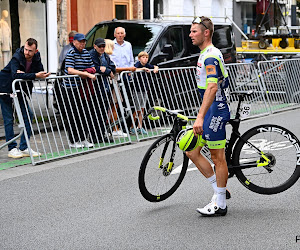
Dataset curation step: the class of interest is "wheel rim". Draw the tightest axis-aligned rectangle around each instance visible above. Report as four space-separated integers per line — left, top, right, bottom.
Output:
233 125 300 194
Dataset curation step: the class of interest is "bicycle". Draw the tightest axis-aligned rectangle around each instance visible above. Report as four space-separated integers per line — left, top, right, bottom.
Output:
138 90 300 202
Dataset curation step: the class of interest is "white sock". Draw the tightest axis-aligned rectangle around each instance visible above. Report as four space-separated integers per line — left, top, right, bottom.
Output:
216 187 227 209
207 174 217 195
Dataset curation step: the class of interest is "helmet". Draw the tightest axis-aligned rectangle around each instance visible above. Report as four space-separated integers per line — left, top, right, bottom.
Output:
176 129 199 151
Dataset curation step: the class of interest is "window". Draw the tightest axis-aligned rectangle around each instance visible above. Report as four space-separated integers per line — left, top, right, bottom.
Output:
113 0 131 20
212 26 233 49
115 5 127 19
85 23 163 58
155 28 184 58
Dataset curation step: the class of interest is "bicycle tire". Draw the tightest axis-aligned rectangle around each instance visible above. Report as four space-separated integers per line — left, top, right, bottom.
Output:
138 134 189 202
232 124 300 194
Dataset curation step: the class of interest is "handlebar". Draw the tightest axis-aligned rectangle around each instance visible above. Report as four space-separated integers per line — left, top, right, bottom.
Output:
145 106 189 121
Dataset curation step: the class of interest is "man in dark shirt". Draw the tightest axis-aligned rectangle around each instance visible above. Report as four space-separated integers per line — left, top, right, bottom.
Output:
0 38 50 158
59 33 96 148
89 38 116 142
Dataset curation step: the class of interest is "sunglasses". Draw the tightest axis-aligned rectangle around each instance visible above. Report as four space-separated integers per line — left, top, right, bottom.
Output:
192 17 209 30
98 45 105 48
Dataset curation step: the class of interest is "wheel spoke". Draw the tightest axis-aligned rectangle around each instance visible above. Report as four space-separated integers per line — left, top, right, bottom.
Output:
233 125 300 194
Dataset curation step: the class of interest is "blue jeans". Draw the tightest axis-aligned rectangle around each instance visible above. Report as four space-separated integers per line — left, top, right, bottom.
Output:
0 95 33 151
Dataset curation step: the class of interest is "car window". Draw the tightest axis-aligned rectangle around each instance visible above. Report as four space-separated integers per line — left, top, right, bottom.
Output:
155 27 184 58
212 26 233 49
85 23 163 57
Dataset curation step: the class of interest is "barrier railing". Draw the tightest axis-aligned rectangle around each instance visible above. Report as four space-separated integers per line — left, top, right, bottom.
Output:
119 67 200 141
10 74 131 165
226 62 270 118
2 59 300 165
257 59 300 113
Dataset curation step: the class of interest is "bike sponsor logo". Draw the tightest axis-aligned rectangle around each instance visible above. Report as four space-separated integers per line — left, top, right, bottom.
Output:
242 139 294 154
258 126 297 145
149 137 171 156
217 103 225 110
209 116 223 132
243 126 300 165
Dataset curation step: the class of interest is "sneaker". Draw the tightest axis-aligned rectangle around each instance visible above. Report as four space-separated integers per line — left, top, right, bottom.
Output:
21 148 42 157
196 202 227 216
130 128 136 135
82 140 94 148
8 148 23 158
69 141 84 148
103 135 114 143
138 128 148 135
112 130 128 137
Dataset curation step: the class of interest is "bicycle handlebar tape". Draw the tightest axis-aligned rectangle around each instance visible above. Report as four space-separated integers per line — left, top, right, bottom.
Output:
176 129 199 152
148 114 160 120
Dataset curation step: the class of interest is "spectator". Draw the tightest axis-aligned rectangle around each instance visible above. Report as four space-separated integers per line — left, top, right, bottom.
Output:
89 38 116 142
58 30 77 68
60 33 96 148
130 51 158 135
104 39 125 136
110 27 136 137
0 38 50 158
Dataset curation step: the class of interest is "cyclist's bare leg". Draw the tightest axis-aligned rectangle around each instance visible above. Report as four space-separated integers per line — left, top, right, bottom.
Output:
209 148 228 209
210 148 228 187
186 147 231 205
185 146 214 178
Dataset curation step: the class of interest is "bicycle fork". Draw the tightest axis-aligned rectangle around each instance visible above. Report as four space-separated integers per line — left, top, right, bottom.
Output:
158 139 177 176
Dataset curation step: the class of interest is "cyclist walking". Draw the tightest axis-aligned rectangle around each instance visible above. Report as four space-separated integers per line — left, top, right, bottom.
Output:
187 16 230 216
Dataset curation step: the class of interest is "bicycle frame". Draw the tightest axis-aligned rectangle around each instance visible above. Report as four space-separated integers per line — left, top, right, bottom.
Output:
146 90 272 177
225 92 272 176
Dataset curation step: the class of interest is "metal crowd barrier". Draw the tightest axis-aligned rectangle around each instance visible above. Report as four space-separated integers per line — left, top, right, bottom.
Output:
257 59 300 113
2 59 300 165
119 67 201 141
10 74 131 165
226 62 270 118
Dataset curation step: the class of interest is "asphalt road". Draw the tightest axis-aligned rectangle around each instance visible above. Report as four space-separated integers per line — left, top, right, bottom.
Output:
1 109 300 250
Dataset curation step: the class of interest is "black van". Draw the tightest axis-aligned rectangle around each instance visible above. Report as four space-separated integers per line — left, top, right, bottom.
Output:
85 19 237 67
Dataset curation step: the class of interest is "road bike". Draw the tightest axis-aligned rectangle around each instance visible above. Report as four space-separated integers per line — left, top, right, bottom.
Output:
138 91 300 202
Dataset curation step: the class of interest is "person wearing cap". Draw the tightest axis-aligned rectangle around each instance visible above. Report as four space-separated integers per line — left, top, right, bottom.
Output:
88 38 116 142
59 33 96 149
58 30 77 68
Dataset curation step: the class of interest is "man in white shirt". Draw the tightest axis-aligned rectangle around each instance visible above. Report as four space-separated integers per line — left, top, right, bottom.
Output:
111 27 134 68
110 27 136 137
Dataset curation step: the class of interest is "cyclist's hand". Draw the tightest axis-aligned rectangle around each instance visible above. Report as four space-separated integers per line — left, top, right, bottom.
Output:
193 116 204 136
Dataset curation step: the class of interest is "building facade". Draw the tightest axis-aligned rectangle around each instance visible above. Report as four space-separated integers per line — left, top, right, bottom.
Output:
1 0 297 73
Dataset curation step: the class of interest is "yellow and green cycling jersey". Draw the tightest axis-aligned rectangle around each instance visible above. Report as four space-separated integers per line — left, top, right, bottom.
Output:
196 44 229 102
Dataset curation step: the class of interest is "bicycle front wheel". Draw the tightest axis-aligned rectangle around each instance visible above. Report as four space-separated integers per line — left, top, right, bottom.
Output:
232 124 300 194
138 134 189 202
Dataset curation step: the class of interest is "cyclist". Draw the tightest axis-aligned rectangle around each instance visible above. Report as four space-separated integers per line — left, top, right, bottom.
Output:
187 16 230 216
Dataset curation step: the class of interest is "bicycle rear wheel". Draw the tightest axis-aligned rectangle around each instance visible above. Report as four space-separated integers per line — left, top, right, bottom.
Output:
232 124 300 194
138 134 189 202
